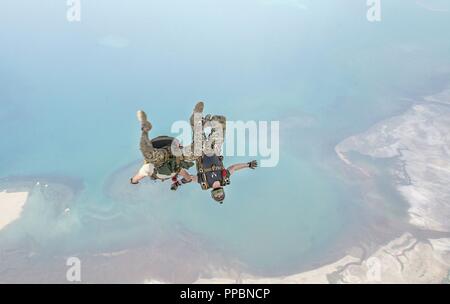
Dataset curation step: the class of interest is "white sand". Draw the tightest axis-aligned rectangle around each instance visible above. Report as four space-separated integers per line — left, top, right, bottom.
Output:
0 190 28 231
192 88 450 284
336 97 450 232
194 255 360 284
193 234 450 284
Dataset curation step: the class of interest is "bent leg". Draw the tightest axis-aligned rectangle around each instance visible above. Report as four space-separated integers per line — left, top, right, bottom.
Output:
209 115 226 134
183 101 205 160
206 115 226 155
137 110 168 165
189 101 204 128
140 130 168 165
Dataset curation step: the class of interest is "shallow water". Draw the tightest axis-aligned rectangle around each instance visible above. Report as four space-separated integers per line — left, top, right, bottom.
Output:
1 1 449 280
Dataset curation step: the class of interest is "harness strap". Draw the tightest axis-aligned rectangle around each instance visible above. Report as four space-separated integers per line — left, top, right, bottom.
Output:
201 165 225 173
150 167 180 182
196 154 230 189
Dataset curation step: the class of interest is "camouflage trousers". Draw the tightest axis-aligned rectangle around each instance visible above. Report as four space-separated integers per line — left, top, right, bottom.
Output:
187 113 227 158
139 131 170 166
139 113 227 165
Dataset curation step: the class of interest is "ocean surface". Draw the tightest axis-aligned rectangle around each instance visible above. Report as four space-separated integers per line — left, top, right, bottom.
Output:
1 0 449 280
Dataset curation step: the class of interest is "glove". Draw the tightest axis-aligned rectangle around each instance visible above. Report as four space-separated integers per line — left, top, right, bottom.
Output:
248 160 258 169
181 178 192 184
171 181 181 191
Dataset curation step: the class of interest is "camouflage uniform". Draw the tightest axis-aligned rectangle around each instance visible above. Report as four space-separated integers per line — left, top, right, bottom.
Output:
139 130 170 166
205 115 227 154
186 112 227 159
139 109 226 166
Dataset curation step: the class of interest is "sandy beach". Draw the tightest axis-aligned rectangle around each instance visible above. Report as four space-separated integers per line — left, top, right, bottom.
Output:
3 91 450 283
194 233 450 284
0 191 28 231
3 86 450 284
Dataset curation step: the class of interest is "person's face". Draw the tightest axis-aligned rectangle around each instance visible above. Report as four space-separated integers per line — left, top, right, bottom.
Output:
211 187 225 202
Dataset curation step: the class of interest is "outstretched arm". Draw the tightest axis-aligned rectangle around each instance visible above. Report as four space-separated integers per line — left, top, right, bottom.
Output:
227 160 258 176
130 174 146 184
179 168 198 183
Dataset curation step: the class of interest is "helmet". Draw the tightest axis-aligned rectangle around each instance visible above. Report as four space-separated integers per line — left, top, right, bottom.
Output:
211 187 225 204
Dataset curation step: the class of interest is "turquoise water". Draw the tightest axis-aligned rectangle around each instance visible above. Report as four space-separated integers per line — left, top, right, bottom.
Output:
1 0 450 277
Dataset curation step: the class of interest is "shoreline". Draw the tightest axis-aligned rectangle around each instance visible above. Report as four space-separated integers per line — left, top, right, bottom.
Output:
2 87 450 283
193 233 450 284
0 190 28 231
192 86 450 283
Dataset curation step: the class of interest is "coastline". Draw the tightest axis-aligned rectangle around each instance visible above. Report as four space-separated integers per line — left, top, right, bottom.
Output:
193 234 450 284
335 87 450 232
0 191 28 231
2 87 450 283
193 87 450 283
